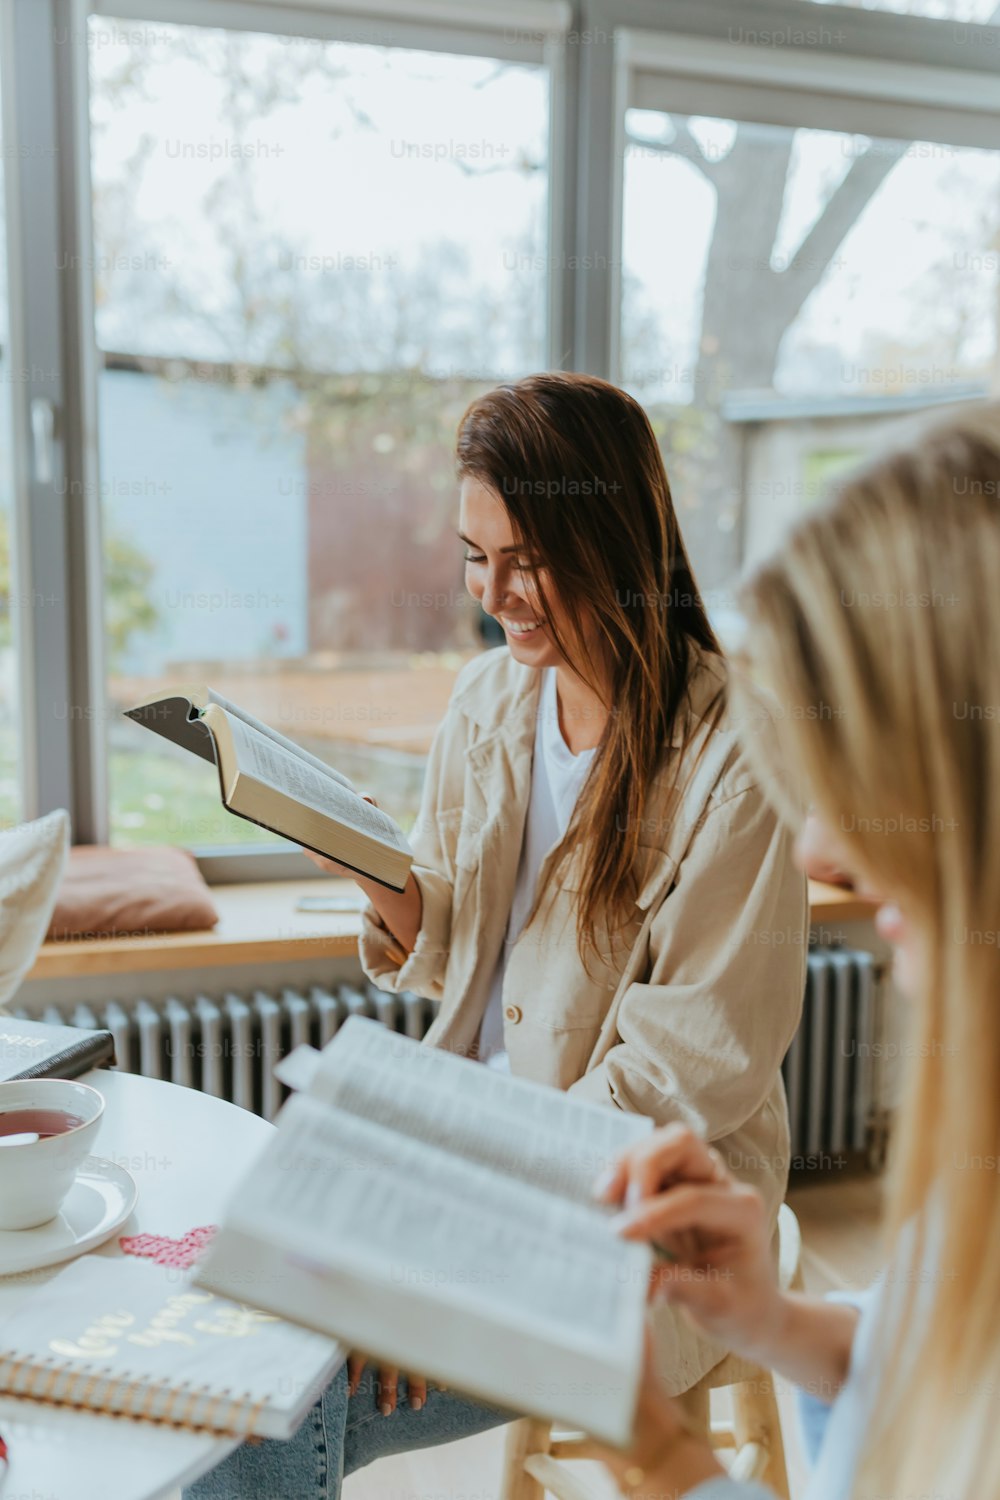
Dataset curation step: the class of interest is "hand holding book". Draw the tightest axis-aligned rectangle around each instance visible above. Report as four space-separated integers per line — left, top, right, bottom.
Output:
195 1019 655 1446
601 1124 782 1357
598 1342 723 1497
124 687 414 891
302 809 421 963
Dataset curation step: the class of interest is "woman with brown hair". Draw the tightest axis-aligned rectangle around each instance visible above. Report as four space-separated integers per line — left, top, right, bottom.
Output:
187 372 806 1500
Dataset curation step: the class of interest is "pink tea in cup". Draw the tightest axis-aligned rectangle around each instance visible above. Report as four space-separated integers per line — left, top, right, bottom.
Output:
0 1108 85 1141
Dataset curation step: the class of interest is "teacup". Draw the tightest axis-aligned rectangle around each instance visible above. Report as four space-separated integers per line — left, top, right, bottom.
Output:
0 1079 104 1230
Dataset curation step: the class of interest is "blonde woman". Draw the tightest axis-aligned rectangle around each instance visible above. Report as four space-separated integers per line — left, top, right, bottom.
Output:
600 404 1000 1499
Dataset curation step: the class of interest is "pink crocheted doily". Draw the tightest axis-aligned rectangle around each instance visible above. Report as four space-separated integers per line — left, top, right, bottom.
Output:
119 1224 218 1269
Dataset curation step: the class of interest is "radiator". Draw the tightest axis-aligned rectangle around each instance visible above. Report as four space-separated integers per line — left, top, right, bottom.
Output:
11 985 439 1123
14 949 884 1166
783 947 882 1168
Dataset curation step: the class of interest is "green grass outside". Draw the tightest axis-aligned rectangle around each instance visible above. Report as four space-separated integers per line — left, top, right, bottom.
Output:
0 731 426 852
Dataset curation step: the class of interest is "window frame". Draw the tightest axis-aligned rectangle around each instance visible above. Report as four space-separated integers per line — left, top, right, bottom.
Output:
4 0 1000 881
573 0 1000 380
0 0 107 844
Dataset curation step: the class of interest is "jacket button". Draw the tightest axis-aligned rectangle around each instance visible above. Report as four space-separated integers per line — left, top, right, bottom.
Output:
505 1004 523 1024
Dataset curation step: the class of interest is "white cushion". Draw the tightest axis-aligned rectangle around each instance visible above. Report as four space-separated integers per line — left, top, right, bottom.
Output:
0 808 69 1011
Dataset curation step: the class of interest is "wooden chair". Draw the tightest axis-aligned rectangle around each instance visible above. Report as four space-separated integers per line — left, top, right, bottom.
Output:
500 1203 804 1500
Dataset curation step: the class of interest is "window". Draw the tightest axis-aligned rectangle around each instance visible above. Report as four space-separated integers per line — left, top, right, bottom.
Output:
0 72 21 829
89 17 550 848
620 106 1000 583
7 0 1000 869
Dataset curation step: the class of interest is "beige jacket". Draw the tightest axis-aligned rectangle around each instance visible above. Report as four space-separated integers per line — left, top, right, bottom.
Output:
360 646 807 1392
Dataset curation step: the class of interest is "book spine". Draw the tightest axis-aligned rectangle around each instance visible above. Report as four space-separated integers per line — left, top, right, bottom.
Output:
10 1030 117 1082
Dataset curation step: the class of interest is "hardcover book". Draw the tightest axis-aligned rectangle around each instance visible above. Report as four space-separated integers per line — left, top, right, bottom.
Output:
124 686 413 892
0 1016 116 1083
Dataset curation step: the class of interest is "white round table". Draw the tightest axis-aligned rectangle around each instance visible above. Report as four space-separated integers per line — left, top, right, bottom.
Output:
0 1070 274 1500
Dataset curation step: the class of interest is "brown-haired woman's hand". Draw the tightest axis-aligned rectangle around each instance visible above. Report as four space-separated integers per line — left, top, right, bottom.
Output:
347 1353 435 1414
596 1123 784 1361
303 849 357 879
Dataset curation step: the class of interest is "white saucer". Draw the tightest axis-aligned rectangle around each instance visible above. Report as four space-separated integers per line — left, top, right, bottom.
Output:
0 1155 138 1276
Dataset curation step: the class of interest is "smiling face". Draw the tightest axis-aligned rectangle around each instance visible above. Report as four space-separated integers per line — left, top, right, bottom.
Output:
794 812 925 1002
459 475 570 671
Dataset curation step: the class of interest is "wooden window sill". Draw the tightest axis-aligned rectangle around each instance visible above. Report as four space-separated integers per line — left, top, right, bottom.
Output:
27 879 874 982
29 880 365 980
806 881 878 925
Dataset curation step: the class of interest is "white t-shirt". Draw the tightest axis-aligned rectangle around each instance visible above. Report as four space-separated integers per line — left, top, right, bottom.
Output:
477 668 597 1071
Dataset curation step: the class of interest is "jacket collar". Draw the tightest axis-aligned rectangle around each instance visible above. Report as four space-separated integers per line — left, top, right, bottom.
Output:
455 643 728 912
452 642 727 749
669 643 727 747
451 648 539 733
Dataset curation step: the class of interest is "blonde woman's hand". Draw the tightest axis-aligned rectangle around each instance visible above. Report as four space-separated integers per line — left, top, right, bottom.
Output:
596 1123 783 1359
598 1337 722 1496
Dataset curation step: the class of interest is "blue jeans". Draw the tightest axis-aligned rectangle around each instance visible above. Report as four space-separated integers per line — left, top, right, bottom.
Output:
185 1363 512 1499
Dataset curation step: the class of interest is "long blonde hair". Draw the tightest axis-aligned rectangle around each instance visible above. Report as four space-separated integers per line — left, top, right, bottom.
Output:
733 403 1000 1500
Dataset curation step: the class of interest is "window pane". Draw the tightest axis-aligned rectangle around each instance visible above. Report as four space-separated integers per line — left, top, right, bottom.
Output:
89 18 549 849
621 110 1000 583
0 74 21 828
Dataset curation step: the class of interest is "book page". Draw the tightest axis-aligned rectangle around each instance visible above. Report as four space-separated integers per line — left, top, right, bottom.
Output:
303 1017 652 1204
224 714 410 852
208 689 357 789
227 1093 650 1356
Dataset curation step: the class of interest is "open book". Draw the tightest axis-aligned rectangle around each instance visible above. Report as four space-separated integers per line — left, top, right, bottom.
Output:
195 1018 654 1446
124 686 412 890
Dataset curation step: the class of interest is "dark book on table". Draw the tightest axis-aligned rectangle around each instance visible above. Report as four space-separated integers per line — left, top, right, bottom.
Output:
0 1016 116 1083
123 686 413 892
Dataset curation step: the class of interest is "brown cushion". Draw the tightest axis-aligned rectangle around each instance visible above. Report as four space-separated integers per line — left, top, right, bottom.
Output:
46 845 219 941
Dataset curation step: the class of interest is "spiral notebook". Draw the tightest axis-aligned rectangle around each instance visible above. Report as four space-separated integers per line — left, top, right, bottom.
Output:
0 1254 344 1438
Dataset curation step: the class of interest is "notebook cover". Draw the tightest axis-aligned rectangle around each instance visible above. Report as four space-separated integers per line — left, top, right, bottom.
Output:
0 1016 116 1083
0 1254 344 1438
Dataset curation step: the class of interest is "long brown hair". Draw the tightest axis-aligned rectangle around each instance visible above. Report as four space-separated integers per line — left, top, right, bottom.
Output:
456 371 721 962
733 403 1000 1500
